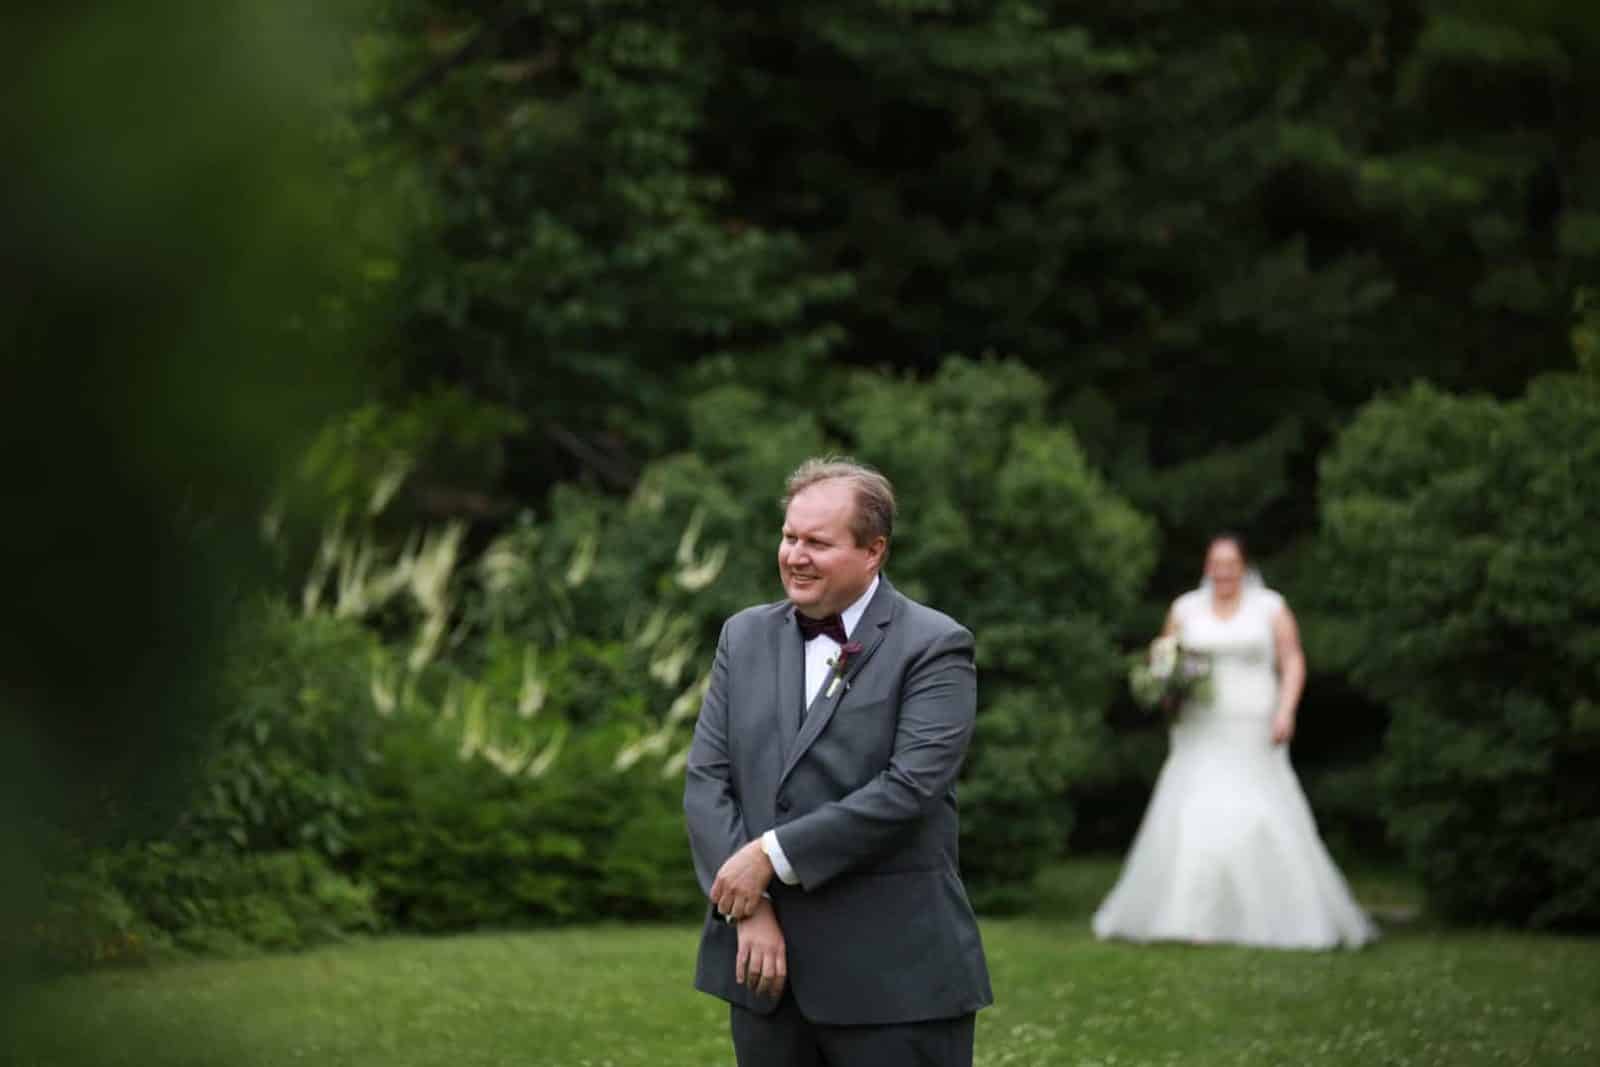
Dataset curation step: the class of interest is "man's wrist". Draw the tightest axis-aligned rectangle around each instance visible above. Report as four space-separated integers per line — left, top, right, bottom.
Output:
761 829 800 886
721 893 773 925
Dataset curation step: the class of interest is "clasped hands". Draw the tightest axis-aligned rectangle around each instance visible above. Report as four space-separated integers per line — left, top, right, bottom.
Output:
711 838 786 999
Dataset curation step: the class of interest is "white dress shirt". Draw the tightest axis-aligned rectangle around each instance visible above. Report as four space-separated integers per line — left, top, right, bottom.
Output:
761 576 880 885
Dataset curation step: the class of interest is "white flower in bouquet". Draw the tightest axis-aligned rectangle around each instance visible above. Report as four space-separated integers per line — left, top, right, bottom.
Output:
1148 634 1179 680
1128 632 1213 715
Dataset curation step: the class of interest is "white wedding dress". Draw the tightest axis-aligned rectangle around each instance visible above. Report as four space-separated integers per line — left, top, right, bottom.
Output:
1092 585 1378 949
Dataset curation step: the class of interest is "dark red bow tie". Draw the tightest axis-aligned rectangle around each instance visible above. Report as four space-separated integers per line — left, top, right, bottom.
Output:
796 611 848 644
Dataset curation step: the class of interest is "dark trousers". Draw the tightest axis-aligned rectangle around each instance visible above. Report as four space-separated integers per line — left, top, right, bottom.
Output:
730 991 975 1067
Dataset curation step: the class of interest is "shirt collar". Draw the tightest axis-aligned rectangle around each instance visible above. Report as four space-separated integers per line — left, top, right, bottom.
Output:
839 575 880 639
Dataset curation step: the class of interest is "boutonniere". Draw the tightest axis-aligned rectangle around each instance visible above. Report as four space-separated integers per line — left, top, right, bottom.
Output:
824 641 865 699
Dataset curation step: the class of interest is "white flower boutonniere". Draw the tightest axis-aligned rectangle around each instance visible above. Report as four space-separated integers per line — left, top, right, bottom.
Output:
824 640 865 699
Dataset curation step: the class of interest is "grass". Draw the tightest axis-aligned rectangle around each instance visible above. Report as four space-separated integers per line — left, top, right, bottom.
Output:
6 861 1597 1067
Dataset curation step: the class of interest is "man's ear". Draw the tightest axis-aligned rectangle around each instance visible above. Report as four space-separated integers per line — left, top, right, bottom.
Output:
865 536 887 570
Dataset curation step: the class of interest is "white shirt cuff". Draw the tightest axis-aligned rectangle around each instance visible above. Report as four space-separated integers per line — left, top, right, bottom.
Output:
761 829 800 886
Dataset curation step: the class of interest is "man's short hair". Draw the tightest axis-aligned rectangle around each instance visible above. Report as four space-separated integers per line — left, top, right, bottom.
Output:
782 456 896 549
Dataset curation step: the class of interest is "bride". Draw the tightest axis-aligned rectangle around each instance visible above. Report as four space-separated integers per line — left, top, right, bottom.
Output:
1092 534 1378 949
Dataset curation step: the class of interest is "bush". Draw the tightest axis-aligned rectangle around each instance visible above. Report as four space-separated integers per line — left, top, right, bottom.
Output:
20 604 391 969
19 868 162 971
380 355 1155 913
35 355 1157 960
839 358 1158 903
438 356 1154 908
355 664 701 930
29 845 379 967
115 845 381 955
1319 374 1600 928
172 604 383 861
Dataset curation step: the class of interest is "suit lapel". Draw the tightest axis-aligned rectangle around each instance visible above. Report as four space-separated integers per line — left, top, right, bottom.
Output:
779 578 897 787
775 606 805 751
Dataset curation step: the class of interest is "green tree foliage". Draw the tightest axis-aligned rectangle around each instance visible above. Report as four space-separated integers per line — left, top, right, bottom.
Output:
351 0 850 506
1319 373 1600 928
697 0 1596 561
340 0 1600 600
348 1 1597 861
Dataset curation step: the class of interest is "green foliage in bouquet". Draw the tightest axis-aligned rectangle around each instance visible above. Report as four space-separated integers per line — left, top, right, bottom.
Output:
1127 635 1213 715
1319 370 1600 929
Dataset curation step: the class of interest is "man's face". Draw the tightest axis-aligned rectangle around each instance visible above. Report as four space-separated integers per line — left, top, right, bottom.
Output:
778 480 885 618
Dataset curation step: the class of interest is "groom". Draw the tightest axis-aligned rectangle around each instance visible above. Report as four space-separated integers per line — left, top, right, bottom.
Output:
683 457 992 1067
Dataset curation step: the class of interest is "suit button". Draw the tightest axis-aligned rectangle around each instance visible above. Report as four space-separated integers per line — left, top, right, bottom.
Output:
776 796 791 813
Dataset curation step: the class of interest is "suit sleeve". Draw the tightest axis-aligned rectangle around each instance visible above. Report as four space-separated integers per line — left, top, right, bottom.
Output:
682 620 752 896
773 624 976 891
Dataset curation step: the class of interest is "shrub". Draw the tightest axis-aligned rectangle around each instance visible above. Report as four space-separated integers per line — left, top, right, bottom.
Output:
39 354 1156 957
20 868 165 971
838 358 1157 903
172 603 383 860
31 845 379 966
1319 374 1600 928
217 484 720 936
503 356 1157 905
113 845 381 955
21 605 390 969
370 356 1154 914
355 670 701 930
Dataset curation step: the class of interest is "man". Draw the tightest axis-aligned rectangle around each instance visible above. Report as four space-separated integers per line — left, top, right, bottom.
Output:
683 456 993 1067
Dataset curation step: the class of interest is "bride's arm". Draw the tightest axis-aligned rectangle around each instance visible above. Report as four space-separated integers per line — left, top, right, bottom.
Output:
1270 603 1305 744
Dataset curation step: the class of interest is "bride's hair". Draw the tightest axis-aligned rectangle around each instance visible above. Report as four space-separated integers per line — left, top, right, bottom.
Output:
1206 530 1249 563
1199 531 1263 592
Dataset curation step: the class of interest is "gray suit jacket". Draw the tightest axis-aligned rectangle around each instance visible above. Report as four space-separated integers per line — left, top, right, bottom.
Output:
683 577 993 1025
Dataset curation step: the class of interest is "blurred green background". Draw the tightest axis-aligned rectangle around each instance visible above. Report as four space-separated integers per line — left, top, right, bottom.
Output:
5 4 1598 1047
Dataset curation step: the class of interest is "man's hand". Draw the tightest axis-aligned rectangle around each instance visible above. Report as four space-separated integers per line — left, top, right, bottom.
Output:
735 898 787 1000
711 838 775 920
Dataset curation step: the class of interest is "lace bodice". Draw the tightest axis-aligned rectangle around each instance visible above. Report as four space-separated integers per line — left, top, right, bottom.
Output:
1171 586 1285 719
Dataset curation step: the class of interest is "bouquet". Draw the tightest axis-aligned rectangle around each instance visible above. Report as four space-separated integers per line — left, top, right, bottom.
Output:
1128 634 1212 715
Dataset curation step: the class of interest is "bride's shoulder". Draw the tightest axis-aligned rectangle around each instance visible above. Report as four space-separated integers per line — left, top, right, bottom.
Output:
1171 589 1206 618
1251 586 1288 616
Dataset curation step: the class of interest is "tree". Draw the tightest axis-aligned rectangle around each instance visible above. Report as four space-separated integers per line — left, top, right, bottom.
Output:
1319 371 1600 927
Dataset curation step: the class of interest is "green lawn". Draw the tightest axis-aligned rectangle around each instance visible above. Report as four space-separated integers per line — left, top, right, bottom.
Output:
7 862 1597 1067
